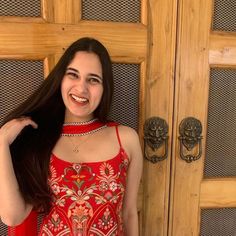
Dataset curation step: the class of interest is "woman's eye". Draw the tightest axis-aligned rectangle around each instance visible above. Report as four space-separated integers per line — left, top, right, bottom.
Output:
66 72 78 79
89 77 102 84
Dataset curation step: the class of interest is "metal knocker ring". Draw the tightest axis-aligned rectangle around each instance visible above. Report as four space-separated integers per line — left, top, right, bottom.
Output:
178 117 203 163
144 117 169 164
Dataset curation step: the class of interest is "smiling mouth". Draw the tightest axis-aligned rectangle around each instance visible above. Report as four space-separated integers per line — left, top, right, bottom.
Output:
71 94 88 103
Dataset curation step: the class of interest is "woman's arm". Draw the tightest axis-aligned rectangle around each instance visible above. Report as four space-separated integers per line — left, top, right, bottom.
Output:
0 117 37 226
119 126 143 236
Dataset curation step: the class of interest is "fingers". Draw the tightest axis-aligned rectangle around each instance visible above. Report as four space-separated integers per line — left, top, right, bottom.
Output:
17 117 38 129
0 117 38 145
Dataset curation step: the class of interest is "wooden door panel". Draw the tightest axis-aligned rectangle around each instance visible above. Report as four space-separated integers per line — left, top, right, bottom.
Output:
142 0 177 235
170 0 236 235
169 0 213 235
0 0 176 235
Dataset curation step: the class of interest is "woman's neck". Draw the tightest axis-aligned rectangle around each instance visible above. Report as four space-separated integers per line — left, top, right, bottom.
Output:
64 114 95 124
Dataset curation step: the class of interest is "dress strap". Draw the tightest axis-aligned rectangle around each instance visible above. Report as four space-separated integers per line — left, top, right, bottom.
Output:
115 125 122 148
106 121 122 148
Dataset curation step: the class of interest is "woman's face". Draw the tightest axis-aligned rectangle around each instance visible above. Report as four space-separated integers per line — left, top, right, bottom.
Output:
61 51 104 122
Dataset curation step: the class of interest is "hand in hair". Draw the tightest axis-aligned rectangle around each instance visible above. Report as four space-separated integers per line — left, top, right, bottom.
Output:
0 117 38 145
0 117 37 226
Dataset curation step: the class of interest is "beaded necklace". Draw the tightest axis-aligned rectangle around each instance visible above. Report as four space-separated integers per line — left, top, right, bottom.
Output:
61 118 107 137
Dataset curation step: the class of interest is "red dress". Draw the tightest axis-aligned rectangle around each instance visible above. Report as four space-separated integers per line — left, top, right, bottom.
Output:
39 125 129 236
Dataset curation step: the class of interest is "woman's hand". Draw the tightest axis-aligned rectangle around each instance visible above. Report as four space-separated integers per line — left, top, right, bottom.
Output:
0 117 36 225
0 117 38 145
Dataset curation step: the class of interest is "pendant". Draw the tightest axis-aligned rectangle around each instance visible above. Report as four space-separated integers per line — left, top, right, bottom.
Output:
73 145 79 153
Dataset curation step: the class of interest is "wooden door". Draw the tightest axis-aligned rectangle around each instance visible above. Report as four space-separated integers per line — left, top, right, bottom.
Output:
142 0 177 235
0 0 178 235
169 0 236 235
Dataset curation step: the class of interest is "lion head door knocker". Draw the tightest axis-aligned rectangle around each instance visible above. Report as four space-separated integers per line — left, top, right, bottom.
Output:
144 117 169 163
178 117 203 163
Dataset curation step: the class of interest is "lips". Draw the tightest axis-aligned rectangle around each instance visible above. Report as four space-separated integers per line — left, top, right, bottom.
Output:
70 94 88 103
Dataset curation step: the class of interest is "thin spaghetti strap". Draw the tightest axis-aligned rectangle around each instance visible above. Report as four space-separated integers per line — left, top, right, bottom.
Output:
115 125 122 148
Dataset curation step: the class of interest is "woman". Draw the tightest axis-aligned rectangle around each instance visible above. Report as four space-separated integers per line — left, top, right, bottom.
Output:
0 37 143 235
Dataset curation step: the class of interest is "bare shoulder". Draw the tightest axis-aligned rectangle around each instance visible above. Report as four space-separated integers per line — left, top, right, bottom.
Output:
117 125 139 142
117 125 142 160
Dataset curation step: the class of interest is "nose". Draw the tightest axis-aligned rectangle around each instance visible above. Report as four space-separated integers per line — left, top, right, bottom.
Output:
76 78 88 93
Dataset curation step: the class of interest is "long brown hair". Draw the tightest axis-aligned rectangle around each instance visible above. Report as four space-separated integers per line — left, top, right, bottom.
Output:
3 37 114 212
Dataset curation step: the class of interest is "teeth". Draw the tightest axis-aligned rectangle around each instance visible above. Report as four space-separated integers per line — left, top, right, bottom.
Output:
71 94 88 102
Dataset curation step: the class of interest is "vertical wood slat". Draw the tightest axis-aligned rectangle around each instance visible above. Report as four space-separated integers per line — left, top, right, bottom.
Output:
43 55 57 76
42 0 81 23
142 0 177 235
141 0 148 26
42 0 54 22
52 0 81 23
169 0 213 235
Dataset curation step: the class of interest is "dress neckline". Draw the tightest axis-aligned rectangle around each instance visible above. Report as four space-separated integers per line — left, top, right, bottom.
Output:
51 147 129 166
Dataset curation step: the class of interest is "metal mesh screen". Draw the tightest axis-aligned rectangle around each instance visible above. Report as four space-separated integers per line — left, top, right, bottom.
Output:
212 0 236 32
204 68 236 177
82 0 141 23
37 213 44 233
200 208 236 236
0 60 44 126
0 220 7 236
0 0 41 17
109 63 140 130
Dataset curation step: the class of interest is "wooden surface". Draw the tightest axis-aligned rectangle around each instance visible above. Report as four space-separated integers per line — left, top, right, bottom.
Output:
170 0 236 235
200 179 236 208
169 0 213 235
142 0 177 235
209 32 236 66
2 0 236 235
0 0 151 234
0 22 146 62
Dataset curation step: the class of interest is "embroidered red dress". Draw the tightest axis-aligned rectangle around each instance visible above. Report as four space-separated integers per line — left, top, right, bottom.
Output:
39 125 129 236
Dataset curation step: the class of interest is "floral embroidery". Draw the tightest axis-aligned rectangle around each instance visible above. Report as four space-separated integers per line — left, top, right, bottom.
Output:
47 211 64 232
109 182 118 192
98 208 114 230
39 148 129 236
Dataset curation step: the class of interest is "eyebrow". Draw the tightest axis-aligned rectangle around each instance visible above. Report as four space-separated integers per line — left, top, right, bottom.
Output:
66 67 103 80
67 67 78 73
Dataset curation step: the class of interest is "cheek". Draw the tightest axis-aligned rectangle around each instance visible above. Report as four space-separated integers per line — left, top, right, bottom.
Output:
91 87 103 106
61 76 69 92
